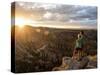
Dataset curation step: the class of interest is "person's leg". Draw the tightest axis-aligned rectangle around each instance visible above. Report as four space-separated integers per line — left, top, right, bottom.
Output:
77 49 82 61
72 50 75 59
72 49 77 60
78 48 84 61
77 50 80 60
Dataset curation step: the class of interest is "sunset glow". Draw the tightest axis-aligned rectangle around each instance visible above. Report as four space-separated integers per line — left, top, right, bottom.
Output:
15 17 37 28
15 17 26 27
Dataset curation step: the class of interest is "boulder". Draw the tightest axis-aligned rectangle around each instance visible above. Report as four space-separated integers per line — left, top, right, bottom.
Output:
52 56 90 71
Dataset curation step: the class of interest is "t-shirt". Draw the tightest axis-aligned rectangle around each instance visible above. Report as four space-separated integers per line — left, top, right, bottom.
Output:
75 34 85 48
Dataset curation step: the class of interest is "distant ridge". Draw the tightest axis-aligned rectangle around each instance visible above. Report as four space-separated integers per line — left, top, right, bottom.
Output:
13 25 97 31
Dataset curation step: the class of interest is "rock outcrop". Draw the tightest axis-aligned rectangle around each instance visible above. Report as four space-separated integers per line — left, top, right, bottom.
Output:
52 55 96 71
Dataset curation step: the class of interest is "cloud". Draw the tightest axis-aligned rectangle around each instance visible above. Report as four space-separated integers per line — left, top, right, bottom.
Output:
15 2 97 29
43 12 52 19
43 12 68 22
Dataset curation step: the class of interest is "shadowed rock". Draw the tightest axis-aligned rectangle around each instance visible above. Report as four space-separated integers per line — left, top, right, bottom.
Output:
53 56 90 70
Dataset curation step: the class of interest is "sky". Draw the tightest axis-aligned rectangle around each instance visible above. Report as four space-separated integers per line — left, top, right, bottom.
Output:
13 2 97 29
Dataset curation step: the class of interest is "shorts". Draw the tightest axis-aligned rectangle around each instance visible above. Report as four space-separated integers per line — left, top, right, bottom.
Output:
75 48 82 51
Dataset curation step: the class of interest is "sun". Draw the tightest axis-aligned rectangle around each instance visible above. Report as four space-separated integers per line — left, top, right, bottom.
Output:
15 17 38 28
15 17 26 28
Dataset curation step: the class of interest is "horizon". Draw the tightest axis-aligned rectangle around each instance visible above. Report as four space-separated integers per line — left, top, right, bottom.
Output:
13 24 97 30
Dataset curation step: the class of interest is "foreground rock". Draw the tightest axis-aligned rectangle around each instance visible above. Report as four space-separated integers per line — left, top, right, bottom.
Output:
52 55 97 71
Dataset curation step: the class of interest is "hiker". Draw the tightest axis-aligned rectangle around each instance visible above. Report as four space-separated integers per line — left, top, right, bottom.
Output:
72 31 86 60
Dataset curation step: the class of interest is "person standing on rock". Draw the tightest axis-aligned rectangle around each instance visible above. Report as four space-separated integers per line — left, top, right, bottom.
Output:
72 31 86 60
